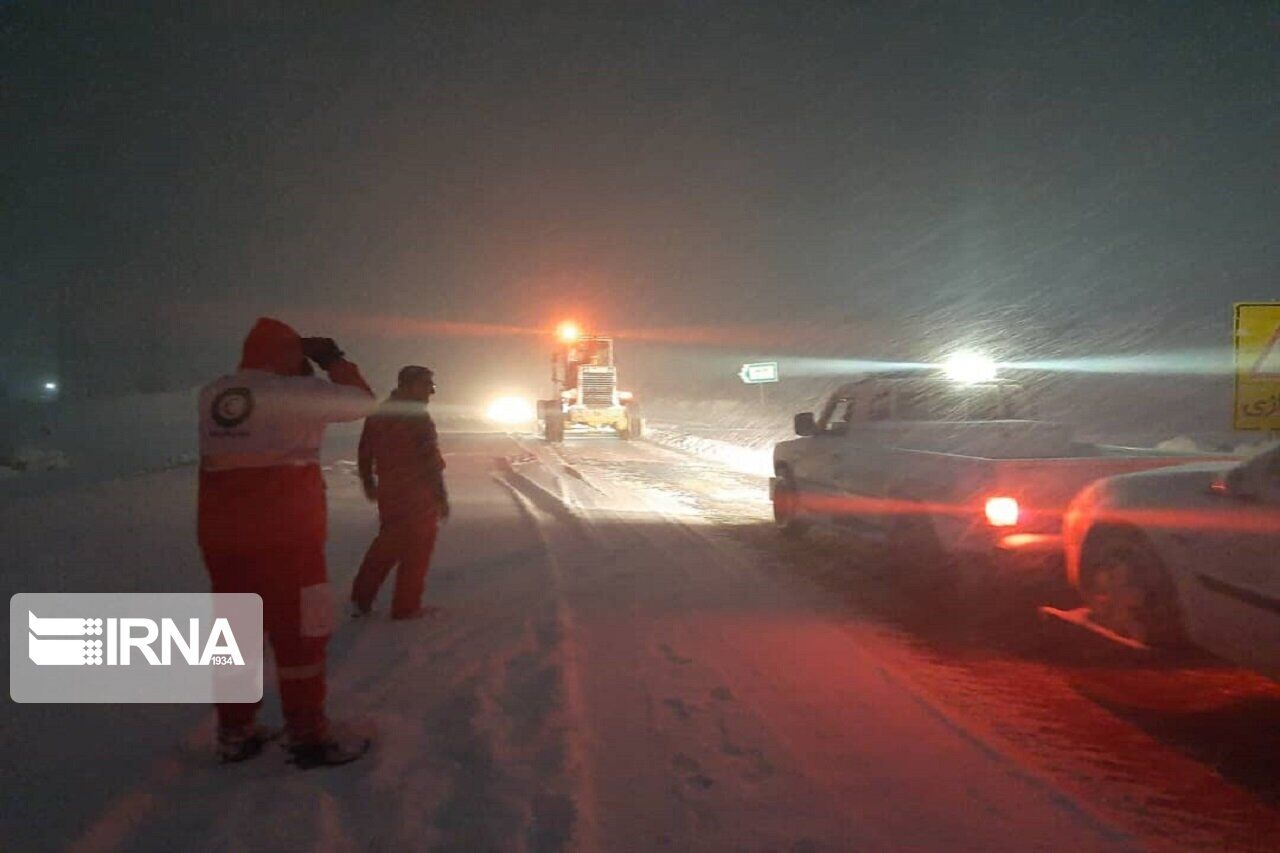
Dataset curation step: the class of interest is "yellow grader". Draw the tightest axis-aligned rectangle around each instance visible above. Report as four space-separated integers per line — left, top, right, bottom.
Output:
537 321 642 442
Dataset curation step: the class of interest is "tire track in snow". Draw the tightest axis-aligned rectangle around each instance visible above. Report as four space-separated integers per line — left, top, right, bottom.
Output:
494 473 598 853
546 440 1135 850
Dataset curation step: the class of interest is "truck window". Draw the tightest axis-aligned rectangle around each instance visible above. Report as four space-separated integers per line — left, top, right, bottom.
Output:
818 395 858 434
894 385 1009 421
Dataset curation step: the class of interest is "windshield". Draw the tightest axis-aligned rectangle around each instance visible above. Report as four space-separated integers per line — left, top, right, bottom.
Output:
895 384 1021 421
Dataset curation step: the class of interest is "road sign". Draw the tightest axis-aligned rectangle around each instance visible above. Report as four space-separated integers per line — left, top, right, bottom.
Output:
1233 302 1280 430
738 362 779 384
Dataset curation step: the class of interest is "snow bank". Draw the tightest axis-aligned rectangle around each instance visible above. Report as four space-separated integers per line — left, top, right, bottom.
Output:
1155 435 1276 458
0 447 72 473
644 423 774 478
0 389 201 495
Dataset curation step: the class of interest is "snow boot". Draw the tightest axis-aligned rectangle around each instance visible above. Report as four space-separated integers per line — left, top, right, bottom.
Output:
286 730 371 770
218 724 280 764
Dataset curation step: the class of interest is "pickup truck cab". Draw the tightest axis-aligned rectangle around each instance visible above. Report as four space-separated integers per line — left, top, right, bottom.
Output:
1054 442 1280 678
772 373 1220 588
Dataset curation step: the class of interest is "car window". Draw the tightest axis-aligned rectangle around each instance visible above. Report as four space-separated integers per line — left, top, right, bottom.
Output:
892 385 1015 421
825 396 856 434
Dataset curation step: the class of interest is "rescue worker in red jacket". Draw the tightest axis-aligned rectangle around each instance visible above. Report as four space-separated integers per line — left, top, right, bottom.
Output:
351 365 449 619
198 317 374 767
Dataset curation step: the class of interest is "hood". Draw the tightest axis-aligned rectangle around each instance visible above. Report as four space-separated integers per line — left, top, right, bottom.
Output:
1118 460 1238 483
239 317 310 375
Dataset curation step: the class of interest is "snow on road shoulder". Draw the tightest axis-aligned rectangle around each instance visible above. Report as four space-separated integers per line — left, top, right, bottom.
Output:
643 423 774 478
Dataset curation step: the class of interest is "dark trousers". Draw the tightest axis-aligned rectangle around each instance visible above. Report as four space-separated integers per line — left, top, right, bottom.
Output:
352 510 440 617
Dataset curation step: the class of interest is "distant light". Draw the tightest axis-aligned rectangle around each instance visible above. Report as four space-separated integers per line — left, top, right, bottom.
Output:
43 381 58 392
486 396 535 425
943 352 998 384
556 321 581 343
984 496 1020 527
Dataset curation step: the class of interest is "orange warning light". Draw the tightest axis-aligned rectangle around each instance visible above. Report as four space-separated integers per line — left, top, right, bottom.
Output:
557 321 581 343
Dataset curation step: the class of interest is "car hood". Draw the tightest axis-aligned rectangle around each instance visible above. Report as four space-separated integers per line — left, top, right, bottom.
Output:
1095 459 1238 509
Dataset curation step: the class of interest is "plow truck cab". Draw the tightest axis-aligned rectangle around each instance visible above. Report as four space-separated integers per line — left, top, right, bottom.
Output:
537 322 642 442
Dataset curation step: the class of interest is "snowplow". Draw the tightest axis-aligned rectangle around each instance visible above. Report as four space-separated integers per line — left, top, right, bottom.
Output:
537 321 642 442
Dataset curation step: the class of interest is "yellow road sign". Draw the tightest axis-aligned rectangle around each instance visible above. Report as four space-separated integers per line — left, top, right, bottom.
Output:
1234 302 1280 430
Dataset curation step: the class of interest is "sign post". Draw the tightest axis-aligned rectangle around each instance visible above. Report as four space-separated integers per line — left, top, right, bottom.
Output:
739 362 779 404
1233 302 1280 432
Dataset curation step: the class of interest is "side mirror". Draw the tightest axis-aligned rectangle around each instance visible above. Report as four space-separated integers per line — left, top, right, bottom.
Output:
794 412 818 436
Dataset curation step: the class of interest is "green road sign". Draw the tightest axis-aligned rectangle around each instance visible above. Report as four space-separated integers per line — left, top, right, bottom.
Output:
738 362 779 384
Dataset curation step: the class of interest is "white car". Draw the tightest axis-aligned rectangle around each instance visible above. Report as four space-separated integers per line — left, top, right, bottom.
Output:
1059 442 1280 678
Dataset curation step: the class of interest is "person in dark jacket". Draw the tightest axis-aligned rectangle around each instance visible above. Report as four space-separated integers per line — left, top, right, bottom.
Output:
351 365 449 619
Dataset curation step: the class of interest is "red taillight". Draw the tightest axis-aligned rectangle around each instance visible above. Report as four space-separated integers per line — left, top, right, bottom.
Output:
984 496 1020 527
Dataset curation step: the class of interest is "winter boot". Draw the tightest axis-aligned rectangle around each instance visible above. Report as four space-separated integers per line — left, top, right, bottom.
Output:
286 729 371 770
218 724 280 764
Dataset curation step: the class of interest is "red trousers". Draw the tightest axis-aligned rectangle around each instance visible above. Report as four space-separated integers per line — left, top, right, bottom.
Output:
352 510 440 617
203 541 330 743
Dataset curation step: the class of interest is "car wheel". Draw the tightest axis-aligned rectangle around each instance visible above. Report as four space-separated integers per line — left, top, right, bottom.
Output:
1080 528 1186 648
773 470 808 538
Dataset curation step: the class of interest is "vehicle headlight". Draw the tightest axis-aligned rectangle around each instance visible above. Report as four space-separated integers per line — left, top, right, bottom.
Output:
943 351 998 384
486 396 536 424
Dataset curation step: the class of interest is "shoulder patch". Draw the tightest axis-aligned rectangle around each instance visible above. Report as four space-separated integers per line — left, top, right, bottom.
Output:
211 387 255 428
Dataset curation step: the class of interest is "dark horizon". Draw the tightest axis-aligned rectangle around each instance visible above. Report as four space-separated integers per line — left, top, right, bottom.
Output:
4 2 1279 399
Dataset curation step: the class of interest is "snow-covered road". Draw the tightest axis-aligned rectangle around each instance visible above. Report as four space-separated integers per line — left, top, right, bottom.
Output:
3 432 1279 851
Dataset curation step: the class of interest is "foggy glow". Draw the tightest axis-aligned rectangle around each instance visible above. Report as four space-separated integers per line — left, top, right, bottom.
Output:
486 396 536 424
1003 349 1234 376
775 358 932 377
557 321 581 343
942 352 998 383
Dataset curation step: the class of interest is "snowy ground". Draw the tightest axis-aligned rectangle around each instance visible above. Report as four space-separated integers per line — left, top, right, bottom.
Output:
4 423 1280 851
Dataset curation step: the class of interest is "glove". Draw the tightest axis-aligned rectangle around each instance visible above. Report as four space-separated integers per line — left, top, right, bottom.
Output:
301 337 345 370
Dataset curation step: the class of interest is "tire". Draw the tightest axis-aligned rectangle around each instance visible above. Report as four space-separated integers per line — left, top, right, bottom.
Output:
772 469 809 538
544 412 565 443
1079 527 1186 648
621 403 643 440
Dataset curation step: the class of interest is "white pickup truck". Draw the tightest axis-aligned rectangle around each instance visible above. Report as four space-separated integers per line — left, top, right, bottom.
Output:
1047 442 1280 678
771 374 1221 591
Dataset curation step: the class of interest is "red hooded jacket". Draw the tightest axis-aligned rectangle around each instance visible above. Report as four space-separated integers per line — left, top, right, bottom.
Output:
197 319 373 573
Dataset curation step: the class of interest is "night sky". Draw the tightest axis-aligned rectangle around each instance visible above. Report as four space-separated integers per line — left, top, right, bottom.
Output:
4 2 1279 399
